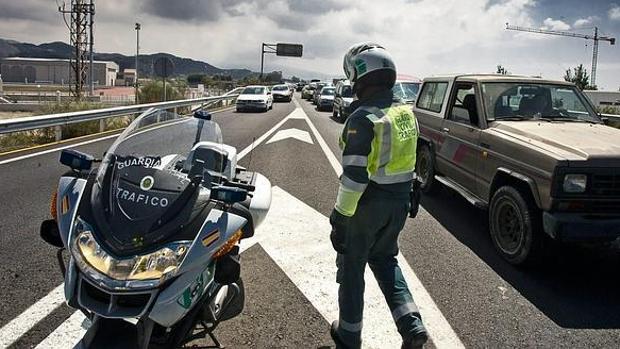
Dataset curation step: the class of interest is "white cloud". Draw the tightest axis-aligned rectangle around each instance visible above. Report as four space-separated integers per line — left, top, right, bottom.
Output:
573 16 598 28
541 17 571 31
610 4 620 20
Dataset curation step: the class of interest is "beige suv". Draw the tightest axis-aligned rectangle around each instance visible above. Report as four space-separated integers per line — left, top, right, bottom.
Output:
413 74 620 266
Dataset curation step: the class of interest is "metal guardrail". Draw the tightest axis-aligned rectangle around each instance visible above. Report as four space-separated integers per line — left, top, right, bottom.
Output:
0 93 238 136
601 113 620 123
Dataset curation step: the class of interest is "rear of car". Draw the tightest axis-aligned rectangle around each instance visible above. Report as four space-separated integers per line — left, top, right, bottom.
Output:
317 87 336 111
392 75 422 104
333 80 354 121
302 83 317 100
313 82 330 104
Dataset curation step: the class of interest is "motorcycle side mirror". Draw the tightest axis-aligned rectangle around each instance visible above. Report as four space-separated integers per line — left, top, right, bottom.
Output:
211 186 247 204
194 110 212 120
40 219 64 248
60 149 94 171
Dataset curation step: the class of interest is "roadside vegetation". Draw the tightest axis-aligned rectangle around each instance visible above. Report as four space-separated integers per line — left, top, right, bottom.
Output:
0 102 130 153
138 80 188 104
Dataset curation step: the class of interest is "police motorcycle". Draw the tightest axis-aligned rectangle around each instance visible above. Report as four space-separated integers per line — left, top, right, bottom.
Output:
40 108 271 348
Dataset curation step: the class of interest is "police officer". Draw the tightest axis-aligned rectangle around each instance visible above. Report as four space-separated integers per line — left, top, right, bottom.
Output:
329 43 428 349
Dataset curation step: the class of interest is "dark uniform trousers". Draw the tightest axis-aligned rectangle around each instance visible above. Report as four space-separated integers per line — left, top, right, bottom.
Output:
336 197 424 348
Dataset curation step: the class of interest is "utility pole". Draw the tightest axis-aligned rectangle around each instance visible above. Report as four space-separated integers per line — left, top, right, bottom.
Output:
89 0 95 96
260 43 303 80
135 22 141 104
59 0 95 101
506 23 615 87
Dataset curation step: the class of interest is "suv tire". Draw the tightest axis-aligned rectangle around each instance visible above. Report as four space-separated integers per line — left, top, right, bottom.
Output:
416 143 438 194
333 108 339 119
489 186 544 266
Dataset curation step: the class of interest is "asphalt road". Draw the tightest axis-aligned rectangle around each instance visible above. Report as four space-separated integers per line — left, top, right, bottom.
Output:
1 94 619 348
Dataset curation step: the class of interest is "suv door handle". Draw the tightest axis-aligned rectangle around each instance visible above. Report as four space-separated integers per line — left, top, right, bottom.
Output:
441 127 450 133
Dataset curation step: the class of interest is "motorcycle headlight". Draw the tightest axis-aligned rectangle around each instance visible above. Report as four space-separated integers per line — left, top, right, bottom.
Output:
563 174 587 193
72 218 190 282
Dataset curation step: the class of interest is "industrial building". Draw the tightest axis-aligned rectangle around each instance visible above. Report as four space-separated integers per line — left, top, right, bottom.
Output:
584 90 620 109
0 57 119 87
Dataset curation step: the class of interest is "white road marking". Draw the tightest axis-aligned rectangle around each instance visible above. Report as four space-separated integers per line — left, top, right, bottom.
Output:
266 128 313 145
0 134 120 166
293 98 343 177
236 111 292 159
34 311 90 349
0 284 66 348
259 186 403 348
298 100 465 348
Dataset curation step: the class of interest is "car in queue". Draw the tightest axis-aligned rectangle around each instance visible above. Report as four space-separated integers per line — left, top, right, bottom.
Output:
296 82 306 91
271 84 293 102
392 75 422 104
302 83 317 100
413 74 620 267
333 80 354 121
236 85 273 112
317 86 336 111
313 82 331 105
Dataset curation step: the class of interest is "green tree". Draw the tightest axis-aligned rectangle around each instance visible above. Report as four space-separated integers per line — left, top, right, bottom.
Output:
187 74 207 85
564 64 597 90
138 80 187 103
264 71 283 83
496 65 509 75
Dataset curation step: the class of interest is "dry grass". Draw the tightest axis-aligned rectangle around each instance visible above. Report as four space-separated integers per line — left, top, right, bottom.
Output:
0 102 131 153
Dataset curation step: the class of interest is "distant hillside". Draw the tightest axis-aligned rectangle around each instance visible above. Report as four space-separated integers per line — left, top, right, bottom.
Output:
0 38 254 80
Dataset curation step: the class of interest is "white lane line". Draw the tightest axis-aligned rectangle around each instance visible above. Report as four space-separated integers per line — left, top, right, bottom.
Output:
0 134 120 166
260 186 400 348
293 99 343 177
0 284 66 348
34 311 90 349
0 107 234 166
299 102 465 348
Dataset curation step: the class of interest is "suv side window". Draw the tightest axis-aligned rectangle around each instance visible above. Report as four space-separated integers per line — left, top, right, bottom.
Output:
417 82 449 114
449 84 480 126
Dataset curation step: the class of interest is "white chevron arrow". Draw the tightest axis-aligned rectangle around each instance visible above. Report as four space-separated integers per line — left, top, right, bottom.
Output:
266 128 313 145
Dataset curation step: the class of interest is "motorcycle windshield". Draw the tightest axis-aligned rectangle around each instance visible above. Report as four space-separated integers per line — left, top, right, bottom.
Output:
90 109 224 255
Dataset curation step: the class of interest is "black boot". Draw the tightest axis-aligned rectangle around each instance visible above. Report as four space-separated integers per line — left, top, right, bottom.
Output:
330 321 350 349
401 330 429 349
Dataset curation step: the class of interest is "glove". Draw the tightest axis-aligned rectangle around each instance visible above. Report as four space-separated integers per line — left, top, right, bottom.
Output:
409 179 422 218
330 209 349 254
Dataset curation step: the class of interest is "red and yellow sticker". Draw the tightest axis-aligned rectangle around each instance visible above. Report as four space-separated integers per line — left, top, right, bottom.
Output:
201 230 220 247
61 196 70 215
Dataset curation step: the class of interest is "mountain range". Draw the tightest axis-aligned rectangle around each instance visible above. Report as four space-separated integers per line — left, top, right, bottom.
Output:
0 38 255 80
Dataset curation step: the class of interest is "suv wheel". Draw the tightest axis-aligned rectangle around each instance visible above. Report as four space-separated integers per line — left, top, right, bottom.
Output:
489 186 544 266
416 144 438 193
333 108 338 119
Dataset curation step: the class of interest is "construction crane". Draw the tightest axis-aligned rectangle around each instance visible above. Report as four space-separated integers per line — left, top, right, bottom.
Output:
506 23 615 87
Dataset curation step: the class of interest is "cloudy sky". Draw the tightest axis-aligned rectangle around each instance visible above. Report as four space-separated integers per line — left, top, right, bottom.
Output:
1 0 619 89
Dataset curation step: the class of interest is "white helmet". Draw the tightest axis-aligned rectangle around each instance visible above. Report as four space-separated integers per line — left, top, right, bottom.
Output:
343 42 396 92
